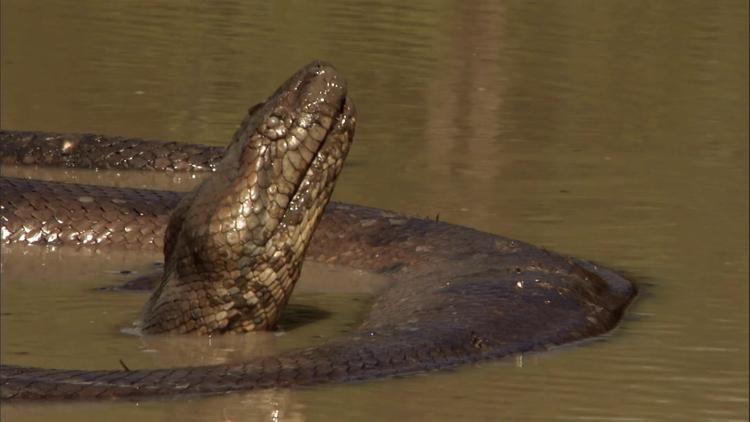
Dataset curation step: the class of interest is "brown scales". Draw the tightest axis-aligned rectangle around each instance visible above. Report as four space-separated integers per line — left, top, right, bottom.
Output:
0 62 636 401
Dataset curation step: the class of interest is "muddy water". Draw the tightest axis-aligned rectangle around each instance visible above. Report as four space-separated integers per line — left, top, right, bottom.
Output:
1 245 390 370
1 1 748 421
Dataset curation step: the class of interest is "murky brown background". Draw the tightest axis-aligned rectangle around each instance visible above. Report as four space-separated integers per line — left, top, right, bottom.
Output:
1 0 748 420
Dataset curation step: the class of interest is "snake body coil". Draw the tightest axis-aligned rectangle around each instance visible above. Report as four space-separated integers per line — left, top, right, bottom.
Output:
0 62 636 401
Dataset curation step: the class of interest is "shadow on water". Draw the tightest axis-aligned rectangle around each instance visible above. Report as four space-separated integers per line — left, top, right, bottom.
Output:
277 304 333 331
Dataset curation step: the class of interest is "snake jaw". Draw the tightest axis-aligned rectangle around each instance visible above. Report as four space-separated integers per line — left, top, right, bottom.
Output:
221 61 351 248
141 62 356 335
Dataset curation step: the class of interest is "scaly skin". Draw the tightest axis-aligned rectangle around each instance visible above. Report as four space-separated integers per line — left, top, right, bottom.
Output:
0 189 637 401
141 61 355 335
0 62 637 401
0 129 222 172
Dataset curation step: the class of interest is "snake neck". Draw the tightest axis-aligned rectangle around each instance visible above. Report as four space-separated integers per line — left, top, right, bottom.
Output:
141 61 356 335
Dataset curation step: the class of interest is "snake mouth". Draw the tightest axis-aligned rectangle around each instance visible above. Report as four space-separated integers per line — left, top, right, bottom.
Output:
277 95 356 228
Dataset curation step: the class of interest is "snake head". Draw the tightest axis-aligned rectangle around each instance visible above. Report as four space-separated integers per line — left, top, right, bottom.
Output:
142 61 356 334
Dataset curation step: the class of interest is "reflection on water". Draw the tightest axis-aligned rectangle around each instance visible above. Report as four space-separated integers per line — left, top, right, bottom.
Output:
1 0 747 421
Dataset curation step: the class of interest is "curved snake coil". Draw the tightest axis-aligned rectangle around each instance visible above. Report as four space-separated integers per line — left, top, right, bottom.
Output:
0 61 636 401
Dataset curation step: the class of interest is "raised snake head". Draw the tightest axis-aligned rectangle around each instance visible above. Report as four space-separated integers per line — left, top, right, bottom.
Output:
142 61 356 334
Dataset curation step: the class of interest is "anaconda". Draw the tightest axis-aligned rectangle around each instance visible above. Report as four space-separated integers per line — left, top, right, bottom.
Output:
0 61 637 401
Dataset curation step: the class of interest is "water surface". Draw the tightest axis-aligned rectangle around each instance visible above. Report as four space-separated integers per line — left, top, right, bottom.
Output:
1 1 747 420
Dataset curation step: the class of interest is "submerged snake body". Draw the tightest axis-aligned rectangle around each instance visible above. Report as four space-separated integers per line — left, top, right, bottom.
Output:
0 62 636 400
